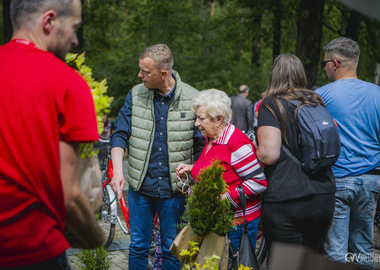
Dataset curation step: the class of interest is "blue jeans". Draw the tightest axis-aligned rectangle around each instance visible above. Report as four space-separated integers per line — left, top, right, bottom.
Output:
128 188 185 270
229 217 260 254
325 174 380 269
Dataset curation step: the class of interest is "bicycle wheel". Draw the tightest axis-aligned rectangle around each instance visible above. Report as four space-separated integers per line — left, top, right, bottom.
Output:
255 220 267 265
98 184 117 248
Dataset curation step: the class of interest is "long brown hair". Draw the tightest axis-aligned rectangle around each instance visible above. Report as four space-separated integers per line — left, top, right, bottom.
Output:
262 54 324 146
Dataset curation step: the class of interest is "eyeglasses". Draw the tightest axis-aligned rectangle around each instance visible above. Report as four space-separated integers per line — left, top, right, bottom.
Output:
175 172 194 194
320 59 341 68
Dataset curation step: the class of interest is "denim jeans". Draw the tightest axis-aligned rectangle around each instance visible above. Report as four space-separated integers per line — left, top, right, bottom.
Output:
325 174 380 269
229 217 260 254
128 188 185 270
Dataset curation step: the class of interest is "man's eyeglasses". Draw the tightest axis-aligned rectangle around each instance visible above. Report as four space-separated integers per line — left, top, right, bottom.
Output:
320 59 341 68
175 172 194 194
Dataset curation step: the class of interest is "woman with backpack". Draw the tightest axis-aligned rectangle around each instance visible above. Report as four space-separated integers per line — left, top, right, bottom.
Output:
255 54 336 257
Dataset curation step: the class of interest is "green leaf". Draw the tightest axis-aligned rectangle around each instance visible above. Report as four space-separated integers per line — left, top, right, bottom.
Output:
66 51 113 157
65 53 78 63
75 52 86 69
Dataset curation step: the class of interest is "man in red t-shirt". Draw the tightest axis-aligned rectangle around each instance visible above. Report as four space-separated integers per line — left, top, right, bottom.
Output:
0 0 104 268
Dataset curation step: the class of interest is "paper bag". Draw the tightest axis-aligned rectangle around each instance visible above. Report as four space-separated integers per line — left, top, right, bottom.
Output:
78 155 102 214
195 232 229 270
170 224 204 263
65 155 103 247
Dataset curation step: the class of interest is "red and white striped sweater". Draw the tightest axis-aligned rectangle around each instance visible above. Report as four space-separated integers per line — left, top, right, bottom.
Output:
191 123 267 223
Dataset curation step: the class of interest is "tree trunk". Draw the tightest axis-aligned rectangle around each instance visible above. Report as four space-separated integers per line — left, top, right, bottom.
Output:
200 0 207 60
272 1 281 61
374 63 380 85
72 0 84 53
296 0 325 89
250 9 262 68
344 9 361 41
3 0 12 43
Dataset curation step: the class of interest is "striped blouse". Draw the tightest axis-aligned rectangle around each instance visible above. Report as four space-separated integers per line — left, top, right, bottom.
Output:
191 123 267 223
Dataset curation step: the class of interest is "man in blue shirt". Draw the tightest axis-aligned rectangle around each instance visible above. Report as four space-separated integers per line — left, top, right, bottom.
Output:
316 37 380 269
110 44 205 270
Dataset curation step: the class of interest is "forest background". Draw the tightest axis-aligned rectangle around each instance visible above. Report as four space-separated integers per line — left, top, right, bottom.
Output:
1 0 380 116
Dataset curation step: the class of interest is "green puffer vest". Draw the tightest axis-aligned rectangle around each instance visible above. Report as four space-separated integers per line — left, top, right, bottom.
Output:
127 71 199 192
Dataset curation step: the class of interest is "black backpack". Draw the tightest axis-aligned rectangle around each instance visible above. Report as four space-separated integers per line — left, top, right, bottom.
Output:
282 99 341 174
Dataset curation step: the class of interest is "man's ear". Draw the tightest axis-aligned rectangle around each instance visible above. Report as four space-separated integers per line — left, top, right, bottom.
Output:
160 69 168 80
333 59 340 69
42 10 57 34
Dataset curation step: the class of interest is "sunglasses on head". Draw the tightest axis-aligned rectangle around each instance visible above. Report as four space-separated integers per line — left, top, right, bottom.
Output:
320 59 341 68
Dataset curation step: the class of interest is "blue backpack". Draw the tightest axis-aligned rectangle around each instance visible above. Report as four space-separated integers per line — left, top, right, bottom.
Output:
282 99 341 174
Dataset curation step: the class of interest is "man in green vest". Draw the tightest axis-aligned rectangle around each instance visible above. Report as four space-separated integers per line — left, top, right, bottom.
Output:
110 44 205 269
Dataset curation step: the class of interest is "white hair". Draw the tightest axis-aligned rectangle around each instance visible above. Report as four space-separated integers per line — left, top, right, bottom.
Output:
191 89 232 125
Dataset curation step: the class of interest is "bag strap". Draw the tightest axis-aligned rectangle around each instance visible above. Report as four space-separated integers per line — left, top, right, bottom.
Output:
282 145 302 167
281 98 303 168
238 185 250 235
238 186 261 270
238 186 246 220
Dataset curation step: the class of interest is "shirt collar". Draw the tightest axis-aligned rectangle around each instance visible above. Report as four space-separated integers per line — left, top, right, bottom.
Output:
207 123 235 145
154 76 177 101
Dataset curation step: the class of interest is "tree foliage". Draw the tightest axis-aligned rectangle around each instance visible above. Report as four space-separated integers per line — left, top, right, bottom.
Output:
3 0 379 115
78 0 380 117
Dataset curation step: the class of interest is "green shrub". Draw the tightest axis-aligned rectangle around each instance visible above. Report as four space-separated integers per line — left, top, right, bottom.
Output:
65 52 113 158
184 161 235 236
75 245 112 270
180 241 252 270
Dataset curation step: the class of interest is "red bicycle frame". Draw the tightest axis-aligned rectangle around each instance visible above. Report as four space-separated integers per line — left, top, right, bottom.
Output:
103 158 130 232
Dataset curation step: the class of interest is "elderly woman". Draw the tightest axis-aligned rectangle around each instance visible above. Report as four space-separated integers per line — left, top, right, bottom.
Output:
176 88 267 254
256 54 335 255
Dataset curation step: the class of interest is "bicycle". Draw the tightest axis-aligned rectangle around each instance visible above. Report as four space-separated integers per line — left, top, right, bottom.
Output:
96 139 160 269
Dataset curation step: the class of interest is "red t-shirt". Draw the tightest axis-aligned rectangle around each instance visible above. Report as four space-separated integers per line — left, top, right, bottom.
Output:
0 40 99 267
191 124 267 223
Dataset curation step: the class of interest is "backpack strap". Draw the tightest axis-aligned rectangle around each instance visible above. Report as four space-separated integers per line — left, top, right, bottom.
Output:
282 145 302 167
281 98 303 168
287 99 301 107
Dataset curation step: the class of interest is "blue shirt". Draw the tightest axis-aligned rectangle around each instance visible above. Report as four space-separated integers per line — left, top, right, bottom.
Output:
111 83 205 198
316 79 380 177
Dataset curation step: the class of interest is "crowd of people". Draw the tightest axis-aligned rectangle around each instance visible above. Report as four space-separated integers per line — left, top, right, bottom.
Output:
0 0 379 270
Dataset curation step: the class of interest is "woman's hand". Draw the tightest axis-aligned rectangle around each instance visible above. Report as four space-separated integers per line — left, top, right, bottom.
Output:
176 163 194 179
